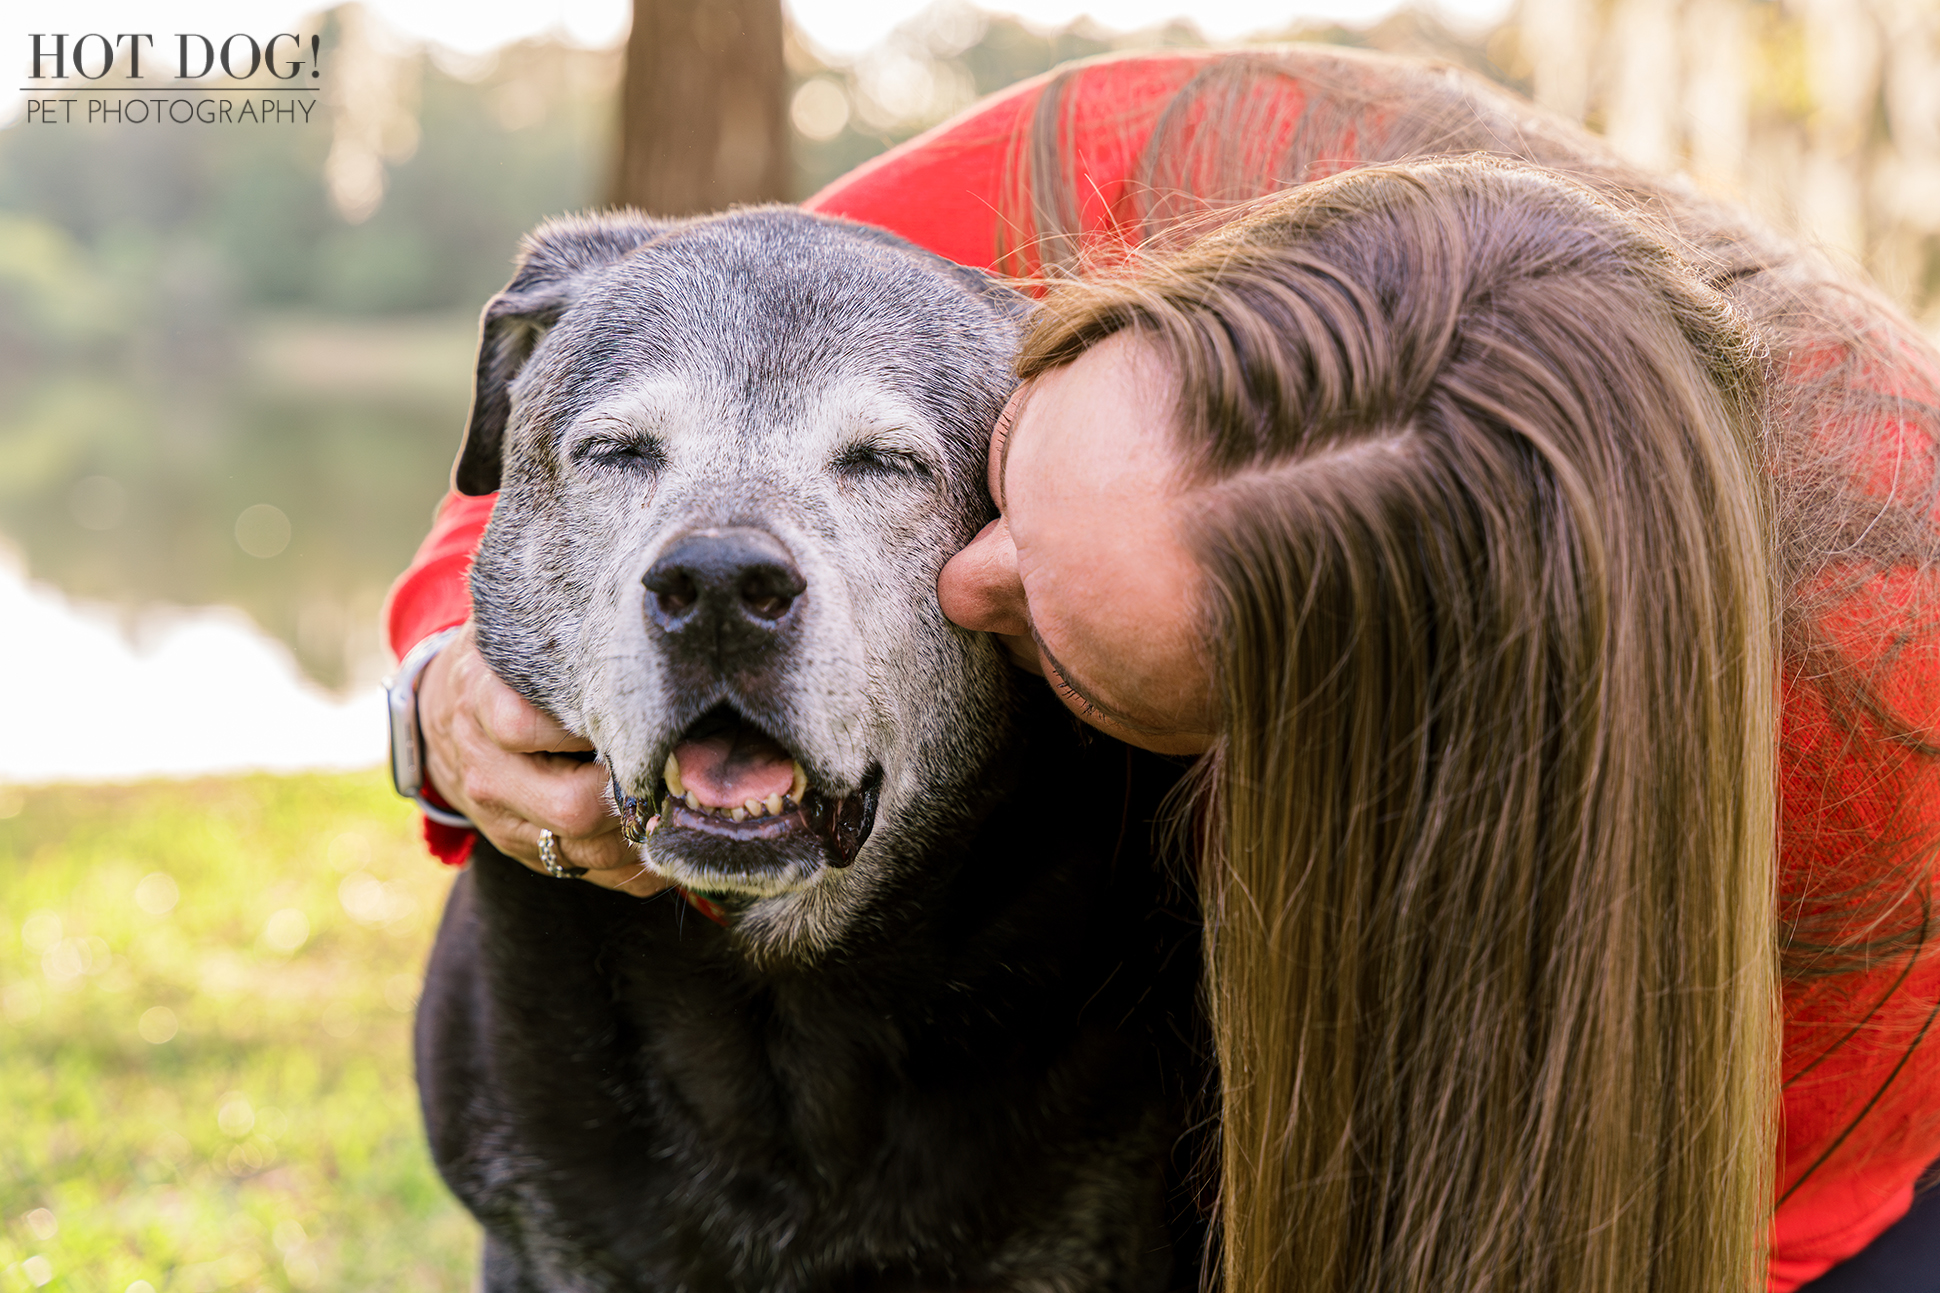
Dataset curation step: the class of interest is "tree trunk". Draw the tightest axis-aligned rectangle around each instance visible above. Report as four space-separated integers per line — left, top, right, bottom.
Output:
609 0 791 214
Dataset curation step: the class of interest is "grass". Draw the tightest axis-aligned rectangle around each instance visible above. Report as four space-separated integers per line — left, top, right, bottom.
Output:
0 770 479 1292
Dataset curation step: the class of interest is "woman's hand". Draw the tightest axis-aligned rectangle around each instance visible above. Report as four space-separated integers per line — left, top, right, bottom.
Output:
417 621 671 899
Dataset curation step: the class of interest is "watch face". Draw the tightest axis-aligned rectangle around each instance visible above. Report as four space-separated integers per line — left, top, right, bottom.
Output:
386 628 473 829
388 676 423 797
388 628 457 799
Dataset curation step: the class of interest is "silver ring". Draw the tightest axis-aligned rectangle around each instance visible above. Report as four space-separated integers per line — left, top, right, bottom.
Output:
538 829 582 879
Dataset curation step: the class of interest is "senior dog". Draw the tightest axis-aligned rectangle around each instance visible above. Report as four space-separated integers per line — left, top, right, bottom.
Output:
415 209 1207 1292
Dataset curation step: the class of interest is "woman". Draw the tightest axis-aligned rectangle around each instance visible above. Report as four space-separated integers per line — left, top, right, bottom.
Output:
952 153 1777 1293
388 48 1940 1291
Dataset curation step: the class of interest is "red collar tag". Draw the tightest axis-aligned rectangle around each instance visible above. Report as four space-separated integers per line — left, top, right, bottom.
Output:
675 886 730 926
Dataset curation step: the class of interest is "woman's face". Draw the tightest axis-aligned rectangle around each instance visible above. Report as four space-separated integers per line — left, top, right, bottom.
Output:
937 334 1215 756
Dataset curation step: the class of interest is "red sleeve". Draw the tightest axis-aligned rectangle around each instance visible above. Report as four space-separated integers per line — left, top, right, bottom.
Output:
800 54 1220 269
383 489 494 660
382 489 494 867
797 73 1041 267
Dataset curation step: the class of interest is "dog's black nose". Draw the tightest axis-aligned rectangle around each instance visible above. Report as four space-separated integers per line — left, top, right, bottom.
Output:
644 528 806 645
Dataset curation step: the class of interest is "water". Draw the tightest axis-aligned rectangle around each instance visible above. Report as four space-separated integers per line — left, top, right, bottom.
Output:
0 542 385 783
0 303 473 783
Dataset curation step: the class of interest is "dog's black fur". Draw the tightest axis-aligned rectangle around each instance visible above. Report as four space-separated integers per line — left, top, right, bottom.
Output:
418 696 1206 1292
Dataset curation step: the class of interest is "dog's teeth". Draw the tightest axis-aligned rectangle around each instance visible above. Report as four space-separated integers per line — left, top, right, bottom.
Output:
644 814 660 836
683 791 701 811
664 752 685 797
789 760 808 802
730 806 749 822
763 793 785 816
744 798 766 818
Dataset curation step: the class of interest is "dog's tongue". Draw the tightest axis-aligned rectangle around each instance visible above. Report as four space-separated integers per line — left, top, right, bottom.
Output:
672 728 796 808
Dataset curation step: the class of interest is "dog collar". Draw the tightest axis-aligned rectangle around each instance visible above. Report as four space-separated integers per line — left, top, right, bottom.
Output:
674 887 729 926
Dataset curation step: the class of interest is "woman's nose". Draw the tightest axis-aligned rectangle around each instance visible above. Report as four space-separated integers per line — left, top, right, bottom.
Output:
937 516 1032 639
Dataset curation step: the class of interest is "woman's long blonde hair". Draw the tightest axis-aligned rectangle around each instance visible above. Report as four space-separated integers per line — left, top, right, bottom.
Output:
1022 158 1780 1293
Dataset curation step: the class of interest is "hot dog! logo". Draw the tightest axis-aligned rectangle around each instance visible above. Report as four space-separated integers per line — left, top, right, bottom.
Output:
20 32 324 125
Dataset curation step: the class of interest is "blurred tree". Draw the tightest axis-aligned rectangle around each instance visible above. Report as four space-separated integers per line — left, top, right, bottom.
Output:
1513 0 1940 329
612 0 789 213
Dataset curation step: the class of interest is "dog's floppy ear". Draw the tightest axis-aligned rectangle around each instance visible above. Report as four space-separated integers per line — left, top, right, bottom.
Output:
454 211 674 495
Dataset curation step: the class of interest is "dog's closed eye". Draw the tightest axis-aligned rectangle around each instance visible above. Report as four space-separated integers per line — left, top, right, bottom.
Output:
831 442 932 482
572 433 668 474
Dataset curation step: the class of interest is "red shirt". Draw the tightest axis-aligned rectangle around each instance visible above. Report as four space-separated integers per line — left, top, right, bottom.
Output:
382 51 1940 1290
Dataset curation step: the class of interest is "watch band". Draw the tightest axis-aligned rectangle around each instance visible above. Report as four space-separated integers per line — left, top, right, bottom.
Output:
385 625 475 829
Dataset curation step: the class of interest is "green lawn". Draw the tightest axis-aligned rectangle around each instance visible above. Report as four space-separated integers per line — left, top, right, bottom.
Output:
1 771 478 1292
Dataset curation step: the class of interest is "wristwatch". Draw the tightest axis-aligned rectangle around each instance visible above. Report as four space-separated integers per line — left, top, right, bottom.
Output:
386 625 475 829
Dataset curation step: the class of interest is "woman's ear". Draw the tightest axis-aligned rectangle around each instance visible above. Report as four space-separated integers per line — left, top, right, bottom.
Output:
453 210 675 496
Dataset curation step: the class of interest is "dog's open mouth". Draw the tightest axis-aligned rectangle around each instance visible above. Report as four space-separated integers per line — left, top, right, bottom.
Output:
613 705 881 893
